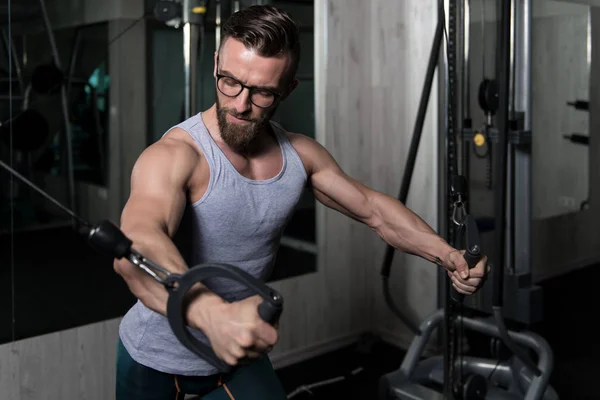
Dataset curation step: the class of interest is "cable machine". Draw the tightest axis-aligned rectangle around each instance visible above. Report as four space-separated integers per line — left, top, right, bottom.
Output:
379 1 557 399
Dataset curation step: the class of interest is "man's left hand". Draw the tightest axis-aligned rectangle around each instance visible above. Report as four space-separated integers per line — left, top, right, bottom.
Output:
444 250 490 295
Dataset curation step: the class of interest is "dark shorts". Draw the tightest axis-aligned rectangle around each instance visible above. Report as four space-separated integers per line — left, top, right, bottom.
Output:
116 338 287 400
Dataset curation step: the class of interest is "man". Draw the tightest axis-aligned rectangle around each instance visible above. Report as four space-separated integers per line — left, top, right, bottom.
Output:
114 5 488 400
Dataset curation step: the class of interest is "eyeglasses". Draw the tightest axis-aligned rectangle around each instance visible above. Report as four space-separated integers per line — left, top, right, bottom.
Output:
216 73 282 108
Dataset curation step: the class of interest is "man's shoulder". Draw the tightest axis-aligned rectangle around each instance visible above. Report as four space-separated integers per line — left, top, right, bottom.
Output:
281 129 318 149
156 127 204 160
276 129 328 178
134 128 202 179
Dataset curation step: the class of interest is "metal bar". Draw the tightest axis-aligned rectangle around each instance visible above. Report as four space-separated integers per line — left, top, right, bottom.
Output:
460 0 471 186
462 0 471 124
437 0 450 322
216 0 222 50
506 0 516 274
398 308 553 398
493 0 510 309
183 0 193 119
444 0 461 396
513 0 532 277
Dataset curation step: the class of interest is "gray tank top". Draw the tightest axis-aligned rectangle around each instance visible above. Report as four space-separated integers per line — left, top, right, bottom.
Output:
118 113 308 376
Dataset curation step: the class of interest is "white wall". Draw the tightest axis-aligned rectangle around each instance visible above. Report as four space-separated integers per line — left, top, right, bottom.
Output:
531 1 590 219
366 0 441 346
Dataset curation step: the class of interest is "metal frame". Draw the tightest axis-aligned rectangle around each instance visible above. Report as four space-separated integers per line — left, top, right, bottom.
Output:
512 0 533 284
439 0 544 326
379 309 558 400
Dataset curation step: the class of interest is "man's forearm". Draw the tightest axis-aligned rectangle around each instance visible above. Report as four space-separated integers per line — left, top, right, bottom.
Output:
113 223 225 330
370 192 456 268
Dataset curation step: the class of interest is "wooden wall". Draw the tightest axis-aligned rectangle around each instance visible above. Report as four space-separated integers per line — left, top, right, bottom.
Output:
270 0 442 362
271 0 377 366
0 319 121 400
0 0 442 398
365 0 442 346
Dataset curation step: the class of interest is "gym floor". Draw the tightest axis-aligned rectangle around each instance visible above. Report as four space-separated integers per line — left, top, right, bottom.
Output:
277 337 404 399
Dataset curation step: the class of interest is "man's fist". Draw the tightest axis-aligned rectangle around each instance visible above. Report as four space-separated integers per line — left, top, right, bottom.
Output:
444 250 490 295
200 295 279 366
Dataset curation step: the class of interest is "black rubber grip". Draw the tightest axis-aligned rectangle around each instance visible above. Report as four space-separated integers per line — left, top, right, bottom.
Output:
258 299 282 323
451 215 482 303
166 263 283 373
463 248 481 269
87 220 132 259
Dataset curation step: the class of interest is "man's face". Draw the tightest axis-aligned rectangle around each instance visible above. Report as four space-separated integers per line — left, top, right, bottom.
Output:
214 38 297 152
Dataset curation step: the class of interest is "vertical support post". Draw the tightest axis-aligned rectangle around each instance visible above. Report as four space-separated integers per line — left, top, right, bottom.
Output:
438 1 450 310
443 0 460 397
183 0 199 119
460 0 471 184
513 0 532 278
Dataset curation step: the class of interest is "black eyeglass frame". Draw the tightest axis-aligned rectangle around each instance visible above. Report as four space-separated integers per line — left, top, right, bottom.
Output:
215 73 284 109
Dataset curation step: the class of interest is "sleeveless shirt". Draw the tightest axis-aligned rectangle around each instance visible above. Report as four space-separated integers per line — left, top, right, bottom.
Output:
118 112 308 375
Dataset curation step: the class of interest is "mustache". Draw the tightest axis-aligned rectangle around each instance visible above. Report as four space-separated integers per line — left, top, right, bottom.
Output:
230 113 255 122
222 108 258 123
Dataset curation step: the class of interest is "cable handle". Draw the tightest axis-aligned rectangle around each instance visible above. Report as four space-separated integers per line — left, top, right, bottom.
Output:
451 214 482 303
86 220 283 373
165 263 283 373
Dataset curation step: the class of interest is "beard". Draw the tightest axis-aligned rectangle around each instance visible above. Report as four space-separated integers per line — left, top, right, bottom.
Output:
216 96 276 153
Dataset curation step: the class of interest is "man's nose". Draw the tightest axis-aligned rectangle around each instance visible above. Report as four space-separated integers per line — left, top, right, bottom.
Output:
233 88 252 113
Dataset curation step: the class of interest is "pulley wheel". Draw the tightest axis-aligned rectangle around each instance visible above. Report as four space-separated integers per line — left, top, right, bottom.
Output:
478 78 499 115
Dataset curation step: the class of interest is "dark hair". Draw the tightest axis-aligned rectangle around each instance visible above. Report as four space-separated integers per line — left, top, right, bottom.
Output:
220 5 301 81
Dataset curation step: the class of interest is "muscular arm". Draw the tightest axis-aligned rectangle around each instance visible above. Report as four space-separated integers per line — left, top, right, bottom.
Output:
113 136 224 329
292 134 456 269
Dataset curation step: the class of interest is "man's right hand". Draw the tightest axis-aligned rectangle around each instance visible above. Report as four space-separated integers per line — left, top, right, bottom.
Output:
189 294 279 366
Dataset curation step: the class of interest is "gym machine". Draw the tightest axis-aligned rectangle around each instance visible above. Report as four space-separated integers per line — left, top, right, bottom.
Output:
379 1 558 399
153 0 261 118
153 0 211 119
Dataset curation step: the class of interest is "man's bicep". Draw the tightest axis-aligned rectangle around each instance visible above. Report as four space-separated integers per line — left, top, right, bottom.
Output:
121 143 193 236
121 190 186 237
